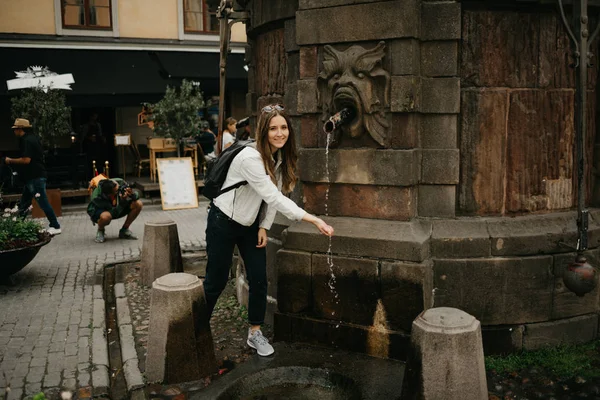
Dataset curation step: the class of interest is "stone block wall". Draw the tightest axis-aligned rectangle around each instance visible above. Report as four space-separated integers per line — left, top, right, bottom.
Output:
241 0 600 359
458 8 599 216
296 0 460 219
246 0 463 220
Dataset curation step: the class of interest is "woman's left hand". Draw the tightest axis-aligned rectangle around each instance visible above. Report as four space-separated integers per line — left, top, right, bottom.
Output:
257 228 268 248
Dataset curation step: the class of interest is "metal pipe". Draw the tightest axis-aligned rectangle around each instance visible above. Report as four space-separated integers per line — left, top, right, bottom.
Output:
323 108 355 134
574 0 589 252
558 0 598 296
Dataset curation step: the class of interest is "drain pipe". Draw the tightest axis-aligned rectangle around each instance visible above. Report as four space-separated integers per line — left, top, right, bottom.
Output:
558 0 598 296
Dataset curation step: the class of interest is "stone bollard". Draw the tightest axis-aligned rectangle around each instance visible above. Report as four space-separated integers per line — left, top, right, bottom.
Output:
145 273 217 383
141 220 183 287
401 307 488 400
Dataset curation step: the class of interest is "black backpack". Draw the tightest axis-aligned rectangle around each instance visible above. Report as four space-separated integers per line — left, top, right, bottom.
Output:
202 139 254 200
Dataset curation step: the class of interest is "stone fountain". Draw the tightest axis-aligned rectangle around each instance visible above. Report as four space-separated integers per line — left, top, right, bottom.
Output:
233 0 600 360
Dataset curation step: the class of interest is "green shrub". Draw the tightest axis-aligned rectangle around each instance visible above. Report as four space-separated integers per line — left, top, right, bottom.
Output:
10 87 72 148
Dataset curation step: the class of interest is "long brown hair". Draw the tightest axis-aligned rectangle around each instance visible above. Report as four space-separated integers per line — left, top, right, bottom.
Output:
255 106 298 194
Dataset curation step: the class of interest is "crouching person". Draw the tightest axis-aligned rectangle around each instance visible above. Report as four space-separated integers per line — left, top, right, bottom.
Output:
87 178 143 243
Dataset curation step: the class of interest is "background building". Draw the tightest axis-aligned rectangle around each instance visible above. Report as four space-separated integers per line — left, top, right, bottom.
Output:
0 0 248 183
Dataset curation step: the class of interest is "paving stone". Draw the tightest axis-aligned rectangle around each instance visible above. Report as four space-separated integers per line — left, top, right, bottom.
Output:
65 344 78 356
92 329 109 367
48 342 66 353
62 378 77 391
26 366 45 383
25 382 42 396
7 388 23 400
42 372 61 388
77 372 90 387
92 365 110 388
78 346 90 363
0 207 206 392
62 370 75 379
29 358 46 368
124 359 145 391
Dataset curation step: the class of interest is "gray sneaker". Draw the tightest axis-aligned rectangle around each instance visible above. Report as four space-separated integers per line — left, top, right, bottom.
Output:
247 329 274 356
95 230 105 243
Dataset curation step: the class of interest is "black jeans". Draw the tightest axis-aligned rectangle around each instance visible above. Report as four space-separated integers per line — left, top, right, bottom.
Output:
203 205 267 325
19 177 60 229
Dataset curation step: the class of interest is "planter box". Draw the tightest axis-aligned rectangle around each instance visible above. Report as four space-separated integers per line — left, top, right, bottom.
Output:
32 188 62 218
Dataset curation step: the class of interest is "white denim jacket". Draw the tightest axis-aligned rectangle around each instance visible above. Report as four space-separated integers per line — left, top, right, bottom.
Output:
213 145 306 229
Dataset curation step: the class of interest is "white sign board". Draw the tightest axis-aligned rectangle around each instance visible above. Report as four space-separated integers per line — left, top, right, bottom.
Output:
156 158 199 210
114 134 131 146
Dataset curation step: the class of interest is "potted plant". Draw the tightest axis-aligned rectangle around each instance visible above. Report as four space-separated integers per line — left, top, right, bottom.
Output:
0 194 51 279
145 79 205 156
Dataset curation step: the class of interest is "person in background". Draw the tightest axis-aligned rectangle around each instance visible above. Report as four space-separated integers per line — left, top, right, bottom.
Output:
235 117 252 141
81 111 108 178
195 120 217 160
4 118 61 235
222 117 237 150
87 178 143 243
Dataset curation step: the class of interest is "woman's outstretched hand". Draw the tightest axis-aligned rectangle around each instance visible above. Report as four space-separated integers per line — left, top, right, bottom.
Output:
303 214 334 236
314 218 334 236
257 228 268 248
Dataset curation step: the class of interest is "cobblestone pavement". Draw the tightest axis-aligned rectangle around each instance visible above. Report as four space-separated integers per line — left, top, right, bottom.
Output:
0 202 209 400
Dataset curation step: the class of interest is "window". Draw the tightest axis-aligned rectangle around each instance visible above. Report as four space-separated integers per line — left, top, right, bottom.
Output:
62 0 112 29
183 0 218 33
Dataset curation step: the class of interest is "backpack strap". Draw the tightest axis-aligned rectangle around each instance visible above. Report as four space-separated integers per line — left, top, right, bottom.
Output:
217 180 248 197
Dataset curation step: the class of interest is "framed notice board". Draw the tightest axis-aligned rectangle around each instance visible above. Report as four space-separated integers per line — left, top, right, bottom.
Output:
156 157 199 210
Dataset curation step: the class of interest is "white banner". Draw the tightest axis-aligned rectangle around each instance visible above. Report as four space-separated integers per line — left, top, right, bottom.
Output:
6 66 75 92
7 74 75 92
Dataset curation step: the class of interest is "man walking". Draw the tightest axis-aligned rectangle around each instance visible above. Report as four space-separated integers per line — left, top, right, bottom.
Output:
4 118 61 235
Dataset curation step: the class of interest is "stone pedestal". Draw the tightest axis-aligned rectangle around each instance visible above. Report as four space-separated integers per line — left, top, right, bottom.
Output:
141 220 183 287
145 273 217 383
401 307 488 400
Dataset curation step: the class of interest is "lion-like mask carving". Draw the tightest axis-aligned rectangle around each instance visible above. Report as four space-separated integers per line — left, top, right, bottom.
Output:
318 41 390 147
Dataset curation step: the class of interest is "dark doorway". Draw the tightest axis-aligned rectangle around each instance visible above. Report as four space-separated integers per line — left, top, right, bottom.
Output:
71 107 117 179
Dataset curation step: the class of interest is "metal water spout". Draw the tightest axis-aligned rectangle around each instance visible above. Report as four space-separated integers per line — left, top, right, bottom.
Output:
323 108 356 134
557 0 599 296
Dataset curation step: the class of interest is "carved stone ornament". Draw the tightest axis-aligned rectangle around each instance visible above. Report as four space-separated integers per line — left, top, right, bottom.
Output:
318 41 390 147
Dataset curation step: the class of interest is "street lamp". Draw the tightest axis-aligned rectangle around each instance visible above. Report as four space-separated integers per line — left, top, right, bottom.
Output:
558 0 599 296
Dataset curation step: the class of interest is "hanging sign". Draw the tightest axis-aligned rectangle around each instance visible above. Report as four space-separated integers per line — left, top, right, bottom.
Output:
114 134 132 146
6 66 74 92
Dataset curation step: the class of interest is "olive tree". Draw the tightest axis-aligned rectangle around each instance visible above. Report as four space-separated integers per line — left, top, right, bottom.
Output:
146 80 205 157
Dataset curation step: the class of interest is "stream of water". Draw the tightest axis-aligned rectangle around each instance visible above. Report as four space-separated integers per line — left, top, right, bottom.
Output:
325 132 340 328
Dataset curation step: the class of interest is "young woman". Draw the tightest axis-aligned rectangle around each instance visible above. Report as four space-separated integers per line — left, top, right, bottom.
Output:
203 104 334 356
222 117 237 150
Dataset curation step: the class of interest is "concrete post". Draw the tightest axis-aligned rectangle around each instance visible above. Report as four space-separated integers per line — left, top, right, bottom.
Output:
141 220 183 287
401 307 488 400
145 273 217 383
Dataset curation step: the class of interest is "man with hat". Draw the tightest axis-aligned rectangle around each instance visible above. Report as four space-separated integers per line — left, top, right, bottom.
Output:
3 118 61 235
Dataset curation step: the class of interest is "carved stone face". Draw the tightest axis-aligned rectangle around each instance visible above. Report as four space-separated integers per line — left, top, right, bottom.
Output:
318 41 390 147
